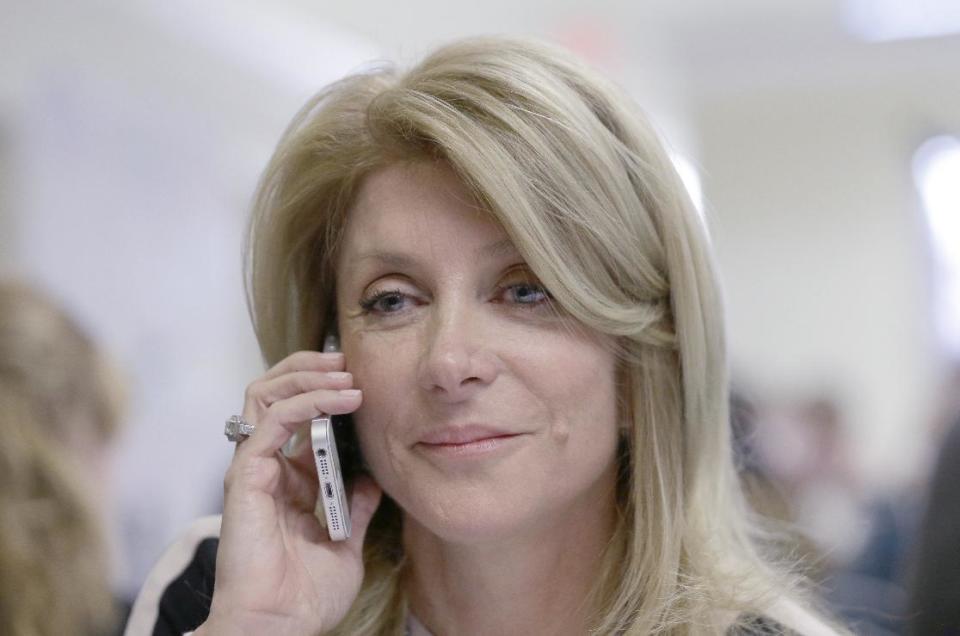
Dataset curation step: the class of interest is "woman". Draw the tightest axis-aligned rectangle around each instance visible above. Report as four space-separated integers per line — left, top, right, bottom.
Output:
130 37 841 634
0 281 124 635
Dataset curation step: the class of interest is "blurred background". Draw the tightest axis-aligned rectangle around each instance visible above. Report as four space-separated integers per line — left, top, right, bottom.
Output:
1 0 958 633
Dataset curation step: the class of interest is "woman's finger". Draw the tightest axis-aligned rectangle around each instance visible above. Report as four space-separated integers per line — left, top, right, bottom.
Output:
262 351 345 381
238 389 363 459
245 371 354 409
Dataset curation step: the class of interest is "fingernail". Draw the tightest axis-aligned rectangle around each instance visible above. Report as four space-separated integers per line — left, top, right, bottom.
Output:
341 389 362 398
328 372 352 381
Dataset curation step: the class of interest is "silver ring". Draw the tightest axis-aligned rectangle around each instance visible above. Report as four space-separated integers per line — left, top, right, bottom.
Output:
224 415 255 442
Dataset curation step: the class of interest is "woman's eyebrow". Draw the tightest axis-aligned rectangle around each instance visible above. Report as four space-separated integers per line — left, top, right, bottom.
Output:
478 238 519 259
351 251 417 268
350 238 519 266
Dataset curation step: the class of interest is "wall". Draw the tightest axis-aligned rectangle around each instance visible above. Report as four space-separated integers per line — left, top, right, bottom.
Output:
697 71 960 491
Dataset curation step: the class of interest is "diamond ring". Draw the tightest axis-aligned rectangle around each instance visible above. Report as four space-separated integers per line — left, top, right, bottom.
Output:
224 415 255 442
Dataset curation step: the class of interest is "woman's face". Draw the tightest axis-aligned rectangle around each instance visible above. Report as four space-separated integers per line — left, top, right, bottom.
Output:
335 161 620 543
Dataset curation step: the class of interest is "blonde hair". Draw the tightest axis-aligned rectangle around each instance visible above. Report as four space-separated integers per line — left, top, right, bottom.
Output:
0 281 123 636
246 37 835 634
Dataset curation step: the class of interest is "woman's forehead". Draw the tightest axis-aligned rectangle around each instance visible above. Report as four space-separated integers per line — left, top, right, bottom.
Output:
339 162 515 262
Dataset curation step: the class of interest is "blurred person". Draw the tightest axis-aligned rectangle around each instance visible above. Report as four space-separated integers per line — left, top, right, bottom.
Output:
753 397 917 634
0 280 126 635
729 390 793 526
754 398 865 569
128 37 845 635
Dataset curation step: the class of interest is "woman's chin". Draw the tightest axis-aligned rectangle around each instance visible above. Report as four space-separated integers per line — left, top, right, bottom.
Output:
399 489 543 546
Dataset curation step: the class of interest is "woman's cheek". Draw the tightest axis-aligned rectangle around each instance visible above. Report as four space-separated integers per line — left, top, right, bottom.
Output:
353 393 405 488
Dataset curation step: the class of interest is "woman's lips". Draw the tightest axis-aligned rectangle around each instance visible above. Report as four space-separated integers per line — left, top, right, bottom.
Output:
416 426 528 459
418 425 518 446
417 433 526 458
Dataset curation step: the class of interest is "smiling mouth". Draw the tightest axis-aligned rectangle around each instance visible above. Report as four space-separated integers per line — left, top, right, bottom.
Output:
415 433 528 458
417 424 523 446
419 433 520 448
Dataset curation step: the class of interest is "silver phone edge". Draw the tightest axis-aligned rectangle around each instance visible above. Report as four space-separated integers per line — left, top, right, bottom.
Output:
311 415 351 541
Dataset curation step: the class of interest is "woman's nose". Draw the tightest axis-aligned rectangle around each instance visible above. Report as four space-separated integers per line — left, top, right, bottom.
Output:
416 299 499 402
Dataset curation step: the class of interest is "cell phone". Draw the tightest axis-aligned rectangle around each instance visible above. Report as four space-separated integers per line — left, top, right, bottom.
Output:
309 331 363 541
311 414 351 541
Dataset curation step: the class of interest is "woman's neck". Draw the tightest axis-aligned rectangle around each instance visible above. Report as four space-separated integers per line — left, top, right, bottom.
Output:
402 470 619 636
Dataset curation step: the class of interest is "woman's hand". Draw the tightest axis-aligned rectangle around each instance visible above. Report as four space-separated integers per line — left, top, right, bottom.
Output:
198 351 382 636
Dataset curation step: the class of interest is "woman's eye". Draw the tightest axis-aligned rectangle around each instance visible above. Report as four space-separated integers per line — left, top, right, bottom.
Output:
359 281 553 316
359 289 410 315
502 282 552 306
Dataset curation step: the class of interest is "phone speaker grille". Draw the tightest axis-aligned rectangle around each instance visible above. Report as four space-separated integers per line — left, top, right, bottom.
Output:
328 503 340 531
